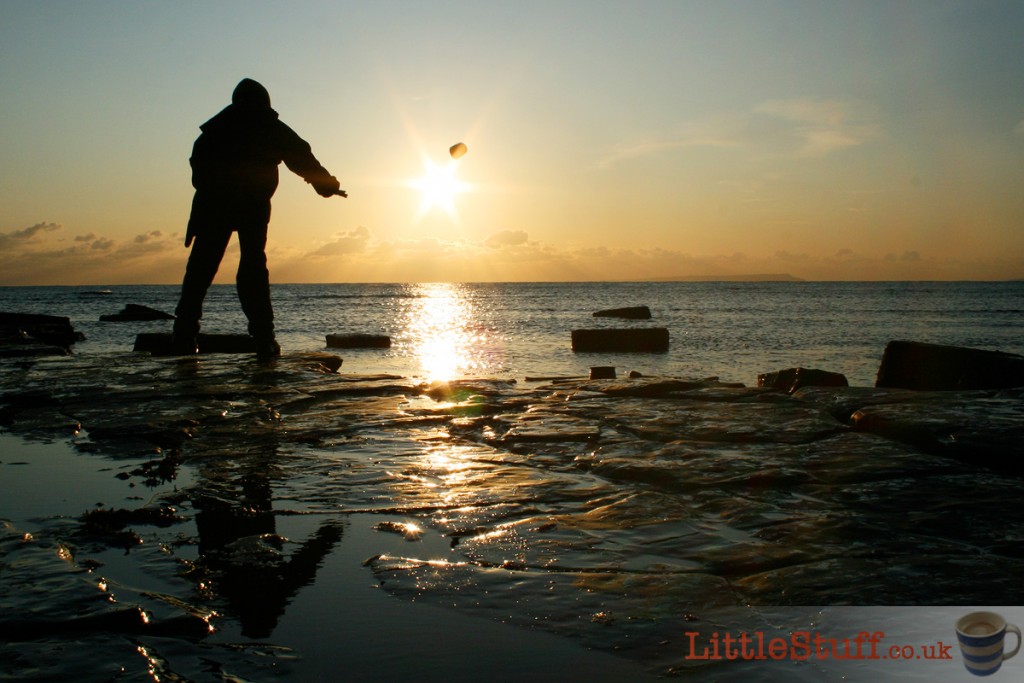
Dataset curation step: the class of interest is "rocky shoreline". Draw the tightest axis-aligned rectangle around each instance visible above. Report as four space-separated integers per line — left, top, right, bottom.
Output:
2 343 1021 477
2 345 1024 676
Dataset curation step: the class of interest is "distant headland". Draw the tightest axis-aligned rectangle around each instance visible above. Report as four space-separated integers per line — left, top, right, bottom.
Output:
647 273 805 282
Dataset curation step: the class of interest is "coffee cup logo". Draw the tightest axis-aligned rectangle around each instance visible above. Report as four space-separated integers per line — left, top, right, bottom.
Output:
955 611 1021 676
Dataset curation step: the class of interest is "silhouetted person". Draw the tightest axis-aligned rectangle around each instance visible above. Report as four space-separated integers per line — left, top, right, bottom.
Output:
172 78 344 358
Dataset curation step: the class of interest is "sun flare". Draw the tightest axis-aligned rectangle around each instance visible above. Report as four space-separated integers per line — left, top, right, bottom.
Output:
408 158 470 218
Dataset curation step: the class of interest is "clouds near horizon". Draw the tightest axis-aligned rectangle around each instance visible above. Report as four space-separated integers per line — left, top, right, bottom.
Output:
0 222 186 285
3 220 1022 286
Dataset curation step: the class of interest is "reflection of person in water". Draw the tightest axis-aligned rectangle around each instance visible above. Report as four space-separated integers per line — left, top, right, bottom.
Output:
193 450 343 639
172 77 345 359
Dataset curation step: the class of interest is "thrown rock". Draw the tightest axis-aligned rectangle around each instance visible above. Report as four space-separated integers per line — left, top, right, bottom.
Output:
571 328 669 353
875 340 1024 391
593 305 652 320
326 333 391 349
100 304 174 322
758 367 848 393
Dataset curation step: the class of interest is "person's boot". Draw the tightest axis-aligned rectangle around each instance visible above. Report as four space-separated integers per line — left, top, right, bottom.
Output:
254 335 281 361
169 322 199 355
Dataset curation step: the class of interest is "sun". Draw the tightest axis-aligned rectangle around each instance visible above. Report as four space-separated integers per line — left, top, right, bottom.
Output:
408 157 470 218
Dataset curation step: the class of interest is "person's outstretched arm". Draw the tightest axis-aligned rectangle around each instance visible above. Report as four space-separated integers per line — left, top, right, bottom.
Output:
276 122 343 197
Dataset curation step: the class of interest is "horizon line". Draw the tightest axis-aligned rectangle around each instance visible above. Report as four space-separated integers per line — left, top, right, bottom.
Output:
2 277 1022 288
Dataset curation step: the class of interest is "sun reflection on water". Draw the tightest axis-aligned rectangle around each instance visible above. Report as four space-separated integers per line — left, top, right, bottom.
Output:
402 283 502 382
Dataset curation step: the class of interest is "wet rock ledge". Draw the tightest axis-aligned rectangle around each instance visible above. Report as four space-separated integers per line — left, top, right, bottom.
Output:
0 344 1021 477
0 312 83 357
2 340 1024 647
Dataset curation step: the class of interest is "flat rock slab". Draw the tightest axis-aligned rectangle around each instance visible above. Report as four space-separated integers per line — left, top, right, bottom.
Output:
573 377 727 397
593 306 652 319
100 304 174 322
0 342 71 358
571 328 669 353
134 332 256 355
326 333 391 349
496 414 602 443
600 399 846 444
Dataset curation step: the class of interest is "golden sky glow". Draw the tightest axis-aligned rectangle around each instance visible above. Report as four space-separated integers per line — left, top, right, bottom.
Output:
1 2 1023 283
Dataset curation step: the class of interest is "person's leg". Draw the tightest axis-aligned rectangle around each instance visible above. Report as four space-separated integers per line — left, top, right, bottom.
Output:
235 221 279 357
173 227 232 350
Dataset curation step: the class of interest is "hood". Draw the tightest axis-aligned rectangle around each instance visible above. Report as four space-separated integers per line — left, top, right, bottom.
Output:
232 78 272 109
200 79 279 132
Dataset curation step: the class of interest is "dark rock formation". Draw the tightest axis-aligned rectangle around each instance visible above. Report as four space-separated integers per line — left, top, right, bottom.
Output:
758 367 849 393
571 328 669 353
589 366 616 379
135 333 257 355
593 305 652 320
850 389 1024 474
876 340 1024 391
100 304 175 322
0 312 83 356
326 333 392 349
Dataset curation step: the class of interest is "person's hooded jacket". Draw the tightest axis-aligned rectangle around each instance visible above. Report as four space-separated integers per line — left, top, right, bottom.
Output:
185 78 338 244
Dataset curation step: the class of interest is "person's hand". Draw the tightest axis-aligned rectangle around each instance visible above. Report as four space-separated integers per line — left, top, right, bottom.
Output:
315 175 342 198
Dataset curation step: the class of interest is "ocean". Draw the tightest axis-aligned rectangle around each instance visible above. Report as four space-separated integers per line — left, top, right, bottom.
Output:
2 280 1023 681
2 280 1022 385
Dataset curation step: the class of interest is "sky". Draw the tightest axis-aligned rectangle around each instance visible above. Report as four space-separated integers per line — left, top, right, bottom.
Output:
2 0 1023 284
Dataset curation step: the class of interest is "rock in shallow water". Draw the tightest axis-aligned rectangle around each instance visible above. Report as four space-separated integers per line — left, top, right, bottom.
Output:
99 303 174 322
876 339 1024 390
592 305 652 319
326 333 391 349
571 328 670 353
758 366 848 393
